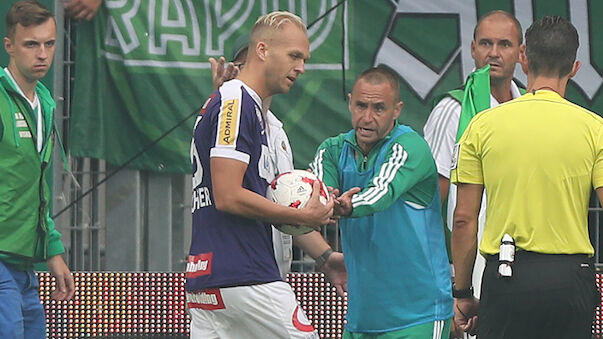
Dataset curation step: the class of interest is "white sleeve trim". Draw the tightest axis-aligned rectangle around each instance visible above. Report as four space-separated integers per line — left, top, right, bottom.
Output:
423 97 461 178
352 143 408 207
310 148 327 181
210 147 250 164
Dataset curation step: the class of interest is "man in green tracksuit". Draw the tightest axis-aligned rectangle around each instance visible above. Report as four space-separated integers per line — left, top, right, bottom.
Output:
1 1 74 338
310 67 453 339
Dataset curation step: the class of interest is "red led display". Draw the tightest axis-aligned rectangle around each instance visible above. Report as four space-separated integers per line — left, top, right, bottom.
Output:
38 272 602 338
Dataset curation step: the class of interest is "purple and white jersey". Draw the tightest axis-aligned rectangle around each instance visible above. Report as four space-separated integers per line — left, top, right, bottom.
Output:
187 79 280 292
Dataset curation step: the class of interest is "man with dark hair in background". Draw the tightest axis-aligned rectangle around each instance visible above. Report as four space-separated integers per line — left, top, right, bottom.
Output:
1 1 75 338
452 16 602 338
424 14 525 337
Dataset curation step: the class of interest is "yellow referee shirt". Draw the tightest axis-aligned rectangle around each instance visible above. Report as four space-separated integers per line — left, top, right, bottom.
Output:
451 90 603 255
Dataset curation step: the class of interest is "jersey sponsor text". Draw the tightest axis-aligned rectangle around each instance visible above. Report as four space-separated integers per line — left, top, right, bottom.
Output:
186 253 213 278
218 99 239 145
187 289 225 310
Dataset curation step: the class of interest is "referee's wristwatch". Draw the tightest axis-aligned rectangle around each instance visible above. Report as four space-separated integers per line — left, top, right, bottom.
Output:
452 285 474 299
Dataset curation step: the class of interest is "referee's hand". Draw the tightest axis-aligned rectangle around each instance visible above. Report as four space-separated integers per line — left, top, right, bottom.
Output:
454 297 479 335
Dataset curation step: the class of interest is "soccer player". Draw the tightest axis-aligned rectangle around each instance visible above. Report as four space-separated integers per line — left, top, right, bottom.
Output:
311 67 453 338
187 11 345 338
451 16 603 338
209 35 342 280
423 10 524 302
0 1 75 338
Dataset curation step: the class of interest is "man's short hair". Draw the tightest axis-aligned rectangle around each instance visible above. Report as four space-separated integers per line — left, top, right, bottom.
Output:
6 0 54 39
355 67 401 102
253 11 306 33
525 16 579 78
473 10 523 45
250 11 306 47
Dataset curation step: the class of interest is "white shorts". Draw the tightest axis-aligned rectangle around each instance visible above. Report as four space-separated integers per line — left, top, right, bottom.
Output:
188 281 318 339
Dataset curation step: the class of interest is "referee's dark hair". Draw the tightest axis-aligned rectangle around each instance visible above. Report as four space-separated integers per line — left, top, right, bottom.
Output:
525 16 579 78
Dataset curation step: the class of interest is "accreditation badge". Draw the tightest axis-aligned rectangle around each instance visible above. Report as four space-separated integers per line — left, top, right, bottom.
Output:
451 143 460 170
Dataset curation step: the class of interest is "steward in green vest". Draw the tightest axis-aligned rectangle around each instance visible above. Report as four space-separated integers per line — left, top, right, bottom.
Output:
1 2 74 337
0 67 65 270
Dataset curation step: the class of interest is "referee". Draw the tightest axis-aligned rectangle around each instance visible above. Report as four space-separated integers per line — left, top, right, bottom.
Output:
450 16 603 339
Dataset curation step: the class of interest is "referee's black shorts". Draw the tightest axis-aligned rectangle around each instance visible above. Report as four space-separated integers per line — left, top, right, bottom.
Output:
478 251 599 339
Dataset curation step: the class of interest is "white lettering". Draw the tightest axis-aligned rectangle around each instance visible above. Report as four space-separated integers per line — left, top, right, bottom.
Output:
192 186 212 212
148 0 200 56
187 292 218 305
186 259 209 273
376 0 601 100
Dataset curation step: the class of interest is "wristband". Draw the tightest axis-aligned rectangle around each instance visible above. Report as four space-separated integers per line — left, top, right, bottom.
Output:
314 249 334 269
452 285 474 299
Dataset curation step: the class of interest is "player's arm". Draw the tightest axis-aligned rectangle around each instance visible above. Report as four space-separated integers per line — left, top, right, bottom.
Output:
348 133 435 218
211 157 333 229
423 97 461 205
294 232 347 296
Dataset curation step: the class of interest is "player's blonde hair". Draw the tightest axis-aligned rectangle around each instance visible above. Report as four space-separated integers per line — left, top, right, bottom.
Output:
253 11 306 33
249 11 307 50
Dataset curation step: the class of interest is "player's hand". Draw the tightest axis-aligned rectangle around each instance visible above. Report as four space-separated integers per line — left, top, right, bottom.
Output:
334 187 360 217
300 181 334 230
454 297 479 335
320 251 347 297
46 255 75 301
64 0 103 21
209 56 240 90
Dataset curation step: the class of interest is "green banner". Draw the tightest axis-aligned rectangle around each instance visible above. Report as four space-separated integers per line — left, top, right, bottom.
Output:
70 0 603 173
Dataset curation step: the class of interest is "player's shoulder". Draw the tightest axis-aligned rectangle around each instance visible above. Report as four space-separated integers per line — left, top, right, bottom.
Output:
218 79 245 99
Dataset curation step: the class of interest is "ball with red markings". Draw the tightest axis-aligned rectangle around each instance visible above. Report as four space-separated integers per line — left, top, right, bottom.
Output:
266 170 329 236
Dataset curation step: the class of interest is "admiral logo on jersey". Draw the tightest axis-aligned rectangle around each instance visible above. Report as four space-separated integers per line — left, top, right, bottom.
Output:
219 98 239 145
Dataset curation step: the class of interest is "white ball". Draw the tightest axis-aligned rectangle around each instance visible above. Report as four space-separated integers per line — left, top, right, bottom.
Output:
266 170 329 236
